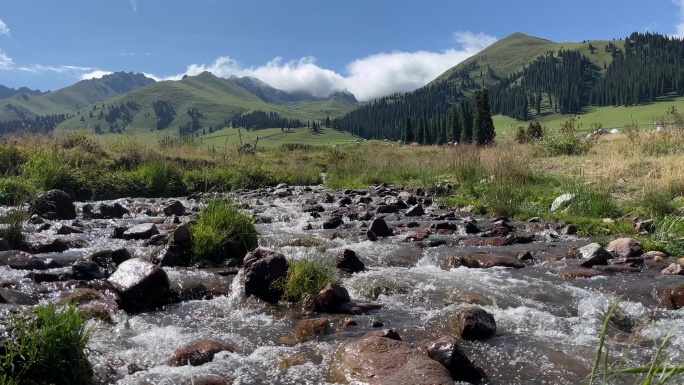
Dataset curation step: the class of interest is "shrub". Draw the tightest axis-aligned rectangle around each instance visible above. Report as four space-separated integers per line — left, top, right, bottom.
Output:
281 258 338 303
0 143 27 175
0 177 37 206
190 200 259 265
0 304 92 385
0 209 28 250
540 116 597 156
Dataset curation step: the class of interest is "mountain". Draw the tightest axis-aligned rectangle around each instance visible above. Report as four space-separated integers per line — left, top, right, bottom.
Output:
56 71 358 136
0 85 47 100
231 76 358 104
0 71 155 121
333 31 683 141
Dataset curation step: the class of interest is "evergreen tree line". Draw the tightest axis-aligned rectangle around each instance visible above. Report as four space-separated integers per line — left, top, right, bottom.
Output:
231 110 305 131
0 113 70 135
152 100 176 130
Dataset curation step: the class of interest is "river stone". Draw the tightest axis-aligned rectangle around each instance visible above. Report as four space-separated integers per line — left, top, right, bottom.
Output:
183 375 231 385
642 250 667 259
33 237 70 253
335 335 453 385
451 254 525 269
243 248 289 304
0 238 9 252
336 249 365 273
302 204 325 213
577 243 612 259
580 253 609 268
453 307 497 341
100 202 130 218
463 221 481 234
606 238 643 258
107 258 170 312
122 223 160 240
56 225 83 235
559 267 602 279
168 339 234 367
376 205 398 214
430 221 458 231
28 189 76 220
364 329 402 340
368 218 392 237
397 191 417 205
281 317 330 344
0 250 61 270
162 200 185 216
323 216 344 230
172 224 191 245
0 288 37 305
155 244 191 267
423 335 486 384
551 193 574 212
404 204 424 217
662 284 684 310
72 260 105 280
661 263 684 275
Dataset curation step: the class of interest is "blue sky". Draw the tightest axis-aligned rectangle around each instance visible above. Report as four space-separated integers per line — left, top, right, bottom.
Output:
1 0 683 100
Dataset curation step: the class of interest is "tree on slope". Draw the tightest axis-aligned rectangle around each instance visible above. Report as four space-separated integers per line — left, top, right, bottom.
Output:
473 89 496 146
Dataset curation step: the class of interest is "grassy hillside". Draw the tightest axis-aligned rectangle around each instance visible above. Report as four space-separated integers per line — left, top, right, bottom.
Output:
199 126 359 148
0 72 154 121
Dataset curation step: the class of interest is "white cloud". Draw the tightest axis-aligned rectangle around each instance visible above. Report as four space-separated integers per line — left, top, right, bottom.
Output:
129 0 137 12
160 30 497 100
0 49 12 69
80 70 114 80
0 19 9 36
674 0 684 37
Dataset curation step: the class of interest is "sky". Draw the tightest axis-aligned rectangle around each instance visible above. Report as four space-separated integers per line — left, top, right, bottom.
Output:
0 0 683 101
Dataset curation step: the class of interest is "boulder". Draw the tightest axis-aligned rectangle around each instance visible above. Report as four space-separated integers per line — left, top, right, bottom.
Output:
376 205 399 214
579 253 609 268
423 335 486 384
453 307 496 341
107 258 170 312
162 200 185 216
0 250 61 270
551 193 574 212
0 238 9 252
316 284 351 312
451 254 524 269
322 216 344 230
281 317 330 344
661 263 684 276
335 335 453 385
56 225 83 235
122 223 160 240
168 339 234 367
642 250 667 259
72 260 105 280
559 267 602 279
335 249 365 273
368 218 393 237
155 244 191 267
404 204 424 217
662 284 684 310
243 248 289 303
172 224 191 245
0 288 37 305
28 189 76 220
577 243 612 259
99 202 130 219
606 238 643 258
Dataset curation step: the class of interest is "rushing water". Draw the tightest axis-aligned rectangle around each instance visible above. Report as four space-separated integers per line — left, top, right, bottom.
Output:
2 187 683 384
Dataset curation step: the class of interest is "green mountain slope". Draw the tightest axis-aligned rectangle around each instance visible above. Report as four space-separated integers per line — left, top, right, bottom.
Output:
0 72 155 121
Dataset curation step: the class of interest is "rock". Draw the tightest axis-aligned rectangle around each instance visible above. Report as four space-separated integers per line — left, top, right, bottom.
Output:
559 267 602 279
580 253 609 268
172 224 191 245
364 329 402 341
430 221 458 231
28 189 76 220
397 191 418 205
168 282 212 303
56 225 84 235
33 238 70 253
0 250 61 270
302 205 325 213
0 238 9 252
323 216 344 230
451 254 524 269
275 188 293 198
635 219 656 233
518 251 534 261
243 248 289 303
0 288 37 305
155 244 191 267
72 260 105 280
643 250 667 259
560 224 578 235
661 263 684 276
183 375 231 385
376 205 398 214
453 307 496 341
336 249 365 273
99 202 130 219
404 204 424 217
551 193 574 212
606 238 643 258
281 317 330 344
316 283 351 312
107 258 170 312
368 218 393 237
577 243 612 259
335 335 453 385
122 223 160 240
162 200 185 216
463 221 481 234
168 339 234 367
662 284 684 310
423 335 486 384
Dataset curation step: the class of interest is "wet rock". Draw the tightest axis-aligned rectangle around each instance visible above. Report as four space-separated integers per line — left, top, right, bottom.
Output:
168 282 212 303
56 225 84 235
463 221 481 234
363 329 402 341
661 263 684 276
243 248 289 304
316 283 351 312
559 267 602 279
172 224 191 245
183 375 231 385
28 189 76 220
112 226 127 239
451 254 524 269
643 250 667 259
122 223 160 240
606 238 643 258
168 339 234 367
551 193 574 212
155 244 191 267
323 216 344 230
281 317 330 344
0 238 9 252
275 188 293 198
100 202 130 219
107 258 170 312
0 288 37 305
89 248 131 269
376 205 398 214
579 253 609 268
592 265 640 274
405 204 425 217
335 334 453 385
423 335 486 384
336 249 365 273
25 271 69 282
576 243 613 259
144 233 169 247
162 200 185 216
368 218 393 237
0 250 62 270
33 238 70 253
518 251 534 261
302 204 325 213
453 307 496 341
662 284 684 310
72 260 105 280
403 230 431 242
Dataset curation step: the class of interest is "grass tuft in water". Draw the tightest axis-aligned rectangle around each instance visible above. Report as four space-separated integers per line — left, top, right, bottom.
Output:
281 258 338 303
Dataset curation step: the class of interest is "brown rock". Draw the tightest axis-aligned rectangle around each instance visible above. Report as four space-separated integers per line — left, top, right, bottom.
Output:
661 263 684 276
423 335 486 383
168 339 234 367
364 329 402 341
316 283 351 311
451 254 524 269
606 238 643 258
559 267 602 279
662 284 684 310
243 248 289 304
281 317 330 344
453 307 496 341
162 200 186 216
643 250 667 259
335 249 365 273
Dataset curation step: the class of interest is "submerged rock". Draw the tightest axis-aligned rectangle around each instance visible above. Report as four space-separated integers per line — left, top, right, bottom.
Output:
423 335 486 384
168 339 234 367
243 248 289 304
0 250 62 270
107 258 170 312
280 317 330 345
453 307 497 341
451 254 524 269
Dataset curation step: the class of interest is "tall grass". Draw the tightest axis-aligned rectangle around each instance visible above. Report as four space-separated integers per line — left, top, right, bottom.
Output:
280 258 338 303
0 209 27 250
0 304 92 385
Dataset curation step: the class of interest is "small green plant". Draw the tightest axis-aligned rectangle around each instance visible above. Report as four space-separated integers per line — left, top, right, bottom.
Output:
281 258 338 302
540 116 598 156
133 162 186 197
0 209 28 250
0 304 93 385
190 200 259 265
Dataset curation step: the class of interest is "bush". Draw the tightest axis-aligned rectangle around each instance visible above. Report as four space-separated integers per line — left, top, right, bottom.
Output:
0 209 28 250
0 304 92 385
0 143 26 175
540 116 597 156
190 200 259 265
0 177 37 206
281 258 338 303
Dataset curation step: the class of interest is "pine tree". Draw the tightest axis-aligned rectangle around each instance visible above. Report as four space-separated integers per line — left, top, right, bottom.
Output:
448 103 461 144
402 116 414 144
473 89 496 146
460 99 473 144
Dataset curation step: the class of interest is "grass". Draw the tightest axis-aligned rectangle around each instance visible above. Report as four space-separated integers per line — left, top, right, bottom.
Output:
280 258 339 303
0 209 28 250
190 200 259 265
0 304 92 385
